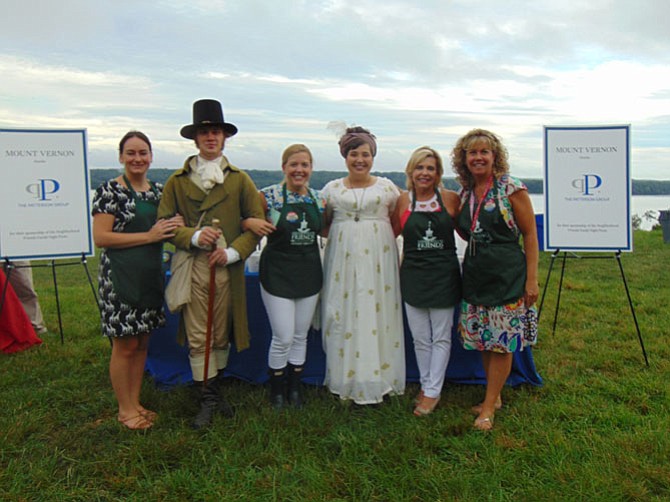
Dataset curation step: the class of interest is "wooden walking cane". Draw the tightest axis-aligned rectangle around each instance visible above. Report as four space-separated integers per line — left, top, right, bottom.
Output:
202 218 220 387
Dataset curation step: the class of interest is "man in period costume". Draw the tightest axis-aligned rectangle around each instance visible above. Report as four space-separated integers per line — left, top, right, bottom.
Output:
158 99 263 429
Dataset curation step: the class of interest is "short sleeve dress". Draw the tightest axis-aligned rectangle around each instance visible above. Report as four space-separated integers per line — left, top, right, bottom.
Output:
321 176 405 404
92 180 166 338
456 174 538 353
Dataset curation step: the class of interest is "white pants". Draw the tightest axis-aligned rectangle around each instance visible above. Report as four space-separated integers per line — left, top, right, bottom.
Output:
261 286 319 370
405 304 455 399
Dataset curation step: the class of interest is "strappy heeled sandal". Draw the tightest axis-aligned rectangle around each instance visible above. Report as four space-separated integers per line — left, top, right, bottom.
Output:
413 395 440 416
414 390 425 406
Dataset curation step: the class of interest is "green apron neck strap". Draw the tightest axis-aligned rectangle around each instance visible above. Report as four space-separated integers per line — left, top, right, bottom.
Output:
122 174 158 199
435 188 446 212
282 183 320 215
122 174 136 198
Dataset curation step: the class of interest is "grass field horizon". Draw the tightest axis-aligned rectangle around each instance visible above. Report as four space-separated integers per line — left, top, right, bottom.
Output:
1 230 668 500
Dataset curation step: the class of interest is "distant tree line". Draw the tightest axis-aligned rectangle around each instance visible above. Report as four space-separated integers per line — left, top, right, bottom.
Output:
89 169 670 195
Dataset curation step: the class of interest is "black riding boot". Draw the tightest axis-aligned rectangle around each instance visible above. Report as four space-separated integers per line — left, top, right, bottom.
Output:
268 367 287 410
211 374 235 419
192 382 219 430
287 364 304 409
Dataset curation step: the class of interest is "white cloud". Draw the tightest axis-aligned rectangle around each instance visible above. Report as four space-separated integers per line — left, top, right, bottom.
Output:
1 1 670 179
0 56 150 89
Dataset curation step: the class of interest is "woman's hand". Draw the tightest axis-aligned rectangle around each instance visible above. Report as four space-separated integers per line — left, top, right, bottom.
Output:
242 217 276 237
524 279 539 307
510 189 540 308
147 218 180 243
93 213 178 249
166 213 185 227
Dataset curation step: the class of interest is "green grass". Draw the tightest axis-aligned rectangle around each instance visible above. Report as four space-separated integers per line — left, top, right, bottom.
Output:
2 231 669 501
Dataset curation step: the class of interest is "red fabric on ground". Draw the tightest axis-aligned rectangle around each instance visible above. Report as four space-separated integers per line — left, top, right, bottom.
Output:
0 269 42 354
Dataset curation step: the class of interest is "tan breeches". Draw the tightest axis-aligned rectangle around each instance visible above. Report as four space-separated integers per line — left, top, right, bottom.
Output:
183 252 231 382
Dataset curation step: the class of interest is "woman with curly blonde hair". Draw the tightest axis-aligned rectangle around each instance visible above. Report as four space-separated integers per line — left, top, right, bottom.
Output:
452 129 511 190
451 129 539 431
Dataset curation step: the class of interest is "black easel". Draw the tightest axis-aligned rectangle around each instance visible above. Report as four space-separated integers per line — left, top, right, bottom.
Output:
538 249 649 367
1 254 98 344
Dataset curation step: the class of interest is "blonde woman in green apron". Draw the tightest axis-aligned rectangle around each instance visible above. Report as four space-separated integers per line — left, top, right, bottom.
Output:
92 131 183 430
451 129 539 431
393 146 461 417
242 144 325 409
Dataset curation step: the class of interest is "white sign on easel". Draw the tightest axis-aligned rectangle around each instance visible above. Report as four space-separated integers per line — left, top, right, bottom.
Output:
0 128 93 260
543 125 631 252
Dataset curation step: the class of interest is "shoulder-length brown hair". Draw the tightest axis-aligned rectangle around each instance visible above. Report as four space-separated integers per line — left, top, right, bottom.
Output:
450 129 509 190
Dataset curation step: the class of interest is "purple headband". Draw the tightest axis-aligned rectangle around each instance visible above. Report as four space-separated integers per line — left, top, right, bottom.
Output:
338 132 377 158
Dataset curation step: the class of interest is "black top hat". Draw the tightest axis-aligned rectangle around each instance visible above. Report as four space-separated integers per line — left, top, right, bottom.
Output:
180 99 238 139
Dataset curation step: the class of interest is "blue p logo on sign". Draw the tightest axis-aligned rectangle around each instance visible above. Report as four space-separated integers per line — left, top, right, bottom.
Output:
26 179 61 201
571 174 602 196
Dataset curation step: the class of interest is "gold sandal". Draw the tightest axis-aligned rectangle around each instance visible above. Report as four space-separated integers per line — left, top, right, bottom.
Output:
413 395 440 416
473 415 494 431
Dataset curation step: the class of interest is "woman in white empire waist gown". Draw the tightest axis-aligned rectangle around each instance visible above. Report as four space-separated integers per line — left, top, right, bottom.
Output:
321 126 405 405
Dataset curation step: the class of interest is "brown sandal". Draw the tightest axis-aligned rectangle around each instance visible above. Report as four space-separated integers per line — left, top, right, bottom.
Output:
117 414 153 430
138 408 158 422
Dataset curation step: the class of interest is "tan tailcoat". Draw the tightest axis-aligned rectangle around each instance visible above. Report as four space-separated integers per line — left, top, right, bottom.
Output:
157 155 263 351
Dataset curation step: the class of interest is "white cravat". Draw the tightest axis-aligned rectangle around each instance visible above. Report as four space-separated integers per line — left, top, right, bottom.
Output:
190 155 240 265
196 156 224 190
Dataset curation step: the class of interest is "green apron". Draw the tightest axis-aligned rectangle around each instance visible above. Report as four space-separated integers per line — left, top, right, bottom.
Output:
457 182 525 307
260 184 322 298
106 176 164 310
400 190 461 308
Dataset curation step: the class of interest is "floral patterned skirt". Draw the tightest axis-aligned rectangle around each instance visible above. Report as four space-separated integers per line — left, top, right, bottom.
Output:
459 298 538 353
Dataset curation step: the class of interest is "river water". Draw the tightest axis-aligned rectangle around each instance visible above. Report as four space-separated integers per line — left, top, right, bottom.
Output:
89 191 670 231
529 194 670 231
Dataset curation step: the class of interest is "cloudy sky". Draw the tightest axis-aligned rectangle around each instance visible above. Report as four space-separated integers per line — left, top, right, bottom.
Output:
2 0 670 179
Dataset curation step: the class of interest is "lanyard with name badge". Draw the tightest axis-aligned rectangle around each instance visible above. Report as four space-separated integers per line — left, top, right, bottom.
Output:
468 176 493 256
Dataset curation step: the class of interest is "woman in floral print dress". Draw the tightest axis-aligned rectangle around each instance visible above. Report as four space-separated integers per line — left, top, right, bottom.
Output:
451 129 539 431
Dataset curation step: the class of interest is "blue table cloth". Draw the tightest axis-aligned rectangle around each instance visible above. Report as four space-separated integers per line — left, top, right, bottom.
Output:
146 273 543 388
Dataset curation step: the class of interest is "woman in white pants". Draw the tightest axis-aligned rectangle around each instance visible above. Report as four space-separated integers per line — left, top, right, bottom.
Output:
393 146 462 416
243 144 325 409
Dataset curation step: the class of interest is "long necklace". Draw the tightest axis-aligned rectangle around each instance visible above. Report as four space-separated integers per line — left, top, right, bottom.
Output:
352 186 367 222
